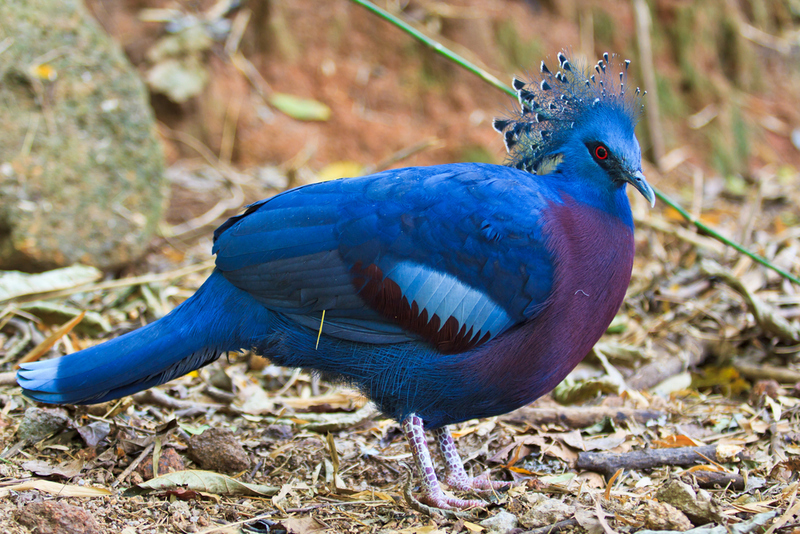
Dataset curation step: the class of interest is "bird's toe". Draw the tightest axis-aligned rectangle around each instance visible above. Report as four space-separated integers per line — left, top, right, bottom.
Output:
420 494 485 510
445 473 509 493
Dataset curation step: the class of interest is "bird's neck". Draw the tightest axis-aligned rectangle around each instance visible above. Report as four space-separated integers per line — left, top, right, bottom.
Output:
556 177 635 229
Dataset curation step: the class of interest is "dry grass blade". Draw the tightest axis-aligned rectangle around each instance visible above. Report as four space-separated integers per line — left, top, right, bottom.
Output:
15 310 85 367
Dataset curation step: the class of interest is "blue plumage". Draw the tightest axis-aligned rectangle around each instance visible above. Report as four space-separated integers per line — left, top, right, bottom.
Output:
18 52 654 510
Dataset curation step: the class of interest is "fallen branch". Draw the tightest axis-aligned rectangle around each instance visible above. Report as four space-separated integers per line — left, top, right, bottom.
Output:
734 360 800 384
576 445 743 476
113 442 154 488
0 371 17 386
681 469 745 491
502 406 664 428
627 336 710 390
132 389 225 415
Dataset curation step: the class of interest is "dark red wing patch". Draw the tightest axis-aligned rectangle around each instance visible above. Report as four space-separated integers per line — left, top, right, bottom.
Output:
351 262 491 354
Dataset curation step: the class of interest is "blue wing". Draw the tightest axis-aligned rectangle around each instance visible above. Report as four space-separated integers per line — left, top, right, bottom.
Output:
213 163 556 353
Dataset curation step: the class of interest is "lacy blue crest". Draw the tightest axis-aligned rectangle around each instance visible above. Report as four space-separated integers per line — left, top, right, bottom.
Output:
493 52 645 174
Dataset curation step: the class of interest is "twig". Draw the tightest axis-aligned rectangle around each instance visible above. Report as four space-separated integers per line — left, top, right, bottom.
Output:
368 138 444 174
576 445 744 476
162 183 244 238
701 259 800 343
739 21 793 55
0 371 17 386
627 336 710 390
734 360 800 384
683 469 744 490
132 389 225 413
637 215 725 255
299 403 378 433
114 442 154 488
0 318 32 365
16 311 85 367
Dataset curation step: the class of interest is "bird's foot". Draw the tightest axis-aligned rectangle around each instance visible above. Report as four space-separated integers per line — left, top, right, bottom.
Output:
420 491 484 510
403 478 484 518
444 473 511 493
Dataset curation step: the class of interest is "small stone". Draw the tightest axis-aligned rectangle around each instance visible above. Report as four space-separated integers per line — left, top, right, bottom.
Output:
655 478 723 525
14 501 102 534
137 447 185 480
641 500 693 531
188 427 251 473
16 407 71 443
480 510 518 534
519 494 574 528
263 424 293 441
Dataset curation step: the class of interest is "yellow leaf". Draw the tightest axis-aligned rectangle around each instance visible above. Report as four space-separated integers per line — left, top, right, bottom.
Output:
463 521 485 532
317 161 364 182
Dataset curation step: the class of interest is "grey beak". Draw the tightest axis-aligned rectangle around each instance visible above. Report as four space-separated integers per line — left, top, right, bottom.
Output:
627 170 655 207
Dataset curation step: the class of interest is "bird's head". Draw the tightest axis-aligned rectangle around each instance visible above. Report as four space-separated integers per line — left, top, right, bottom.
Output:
493 52 655 207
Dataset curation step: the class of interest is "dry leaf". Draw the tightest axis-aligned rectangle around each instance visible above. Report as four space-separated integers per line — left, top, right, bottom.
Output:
21 459 84 478
281 516 327 534
653 434 703 448
124 470 279 497
0 479 112 498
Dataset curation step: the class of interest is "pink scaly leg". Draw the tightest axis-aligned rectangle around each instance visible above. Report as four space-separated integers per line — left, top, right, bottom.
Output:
402 414 484 510
433 426 510 492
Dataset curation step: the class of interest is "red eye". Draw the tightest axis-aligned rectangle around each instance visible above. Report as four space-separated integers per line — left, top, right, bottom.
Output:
594 145 609 160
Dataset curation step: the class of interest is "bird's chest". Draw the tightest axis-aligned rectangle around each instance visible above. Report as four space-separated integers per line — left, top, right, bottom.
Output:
544 201 634 331
459 198 635 416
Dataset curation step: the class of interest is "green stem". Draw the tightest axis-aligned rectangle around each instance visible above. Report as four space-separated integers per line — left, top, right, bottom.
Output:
349 0 515 99
656 192 800 285
349 0 800 286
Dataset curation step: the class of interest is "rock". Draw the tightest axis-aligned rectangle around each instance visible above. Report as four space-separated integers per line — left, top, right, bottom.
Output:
519 494 574 528
263 424 293 441
479 510 518 534
16 407 71 443
655 478 724 525
641 500 693 531
137 447 185 480
14 501 102 534
0 0 165 270
187 427 251 473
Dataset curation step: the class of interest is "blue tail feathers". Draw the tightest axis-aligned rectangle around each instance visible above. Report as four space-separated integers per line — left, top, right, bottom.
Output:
17 270 262 404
